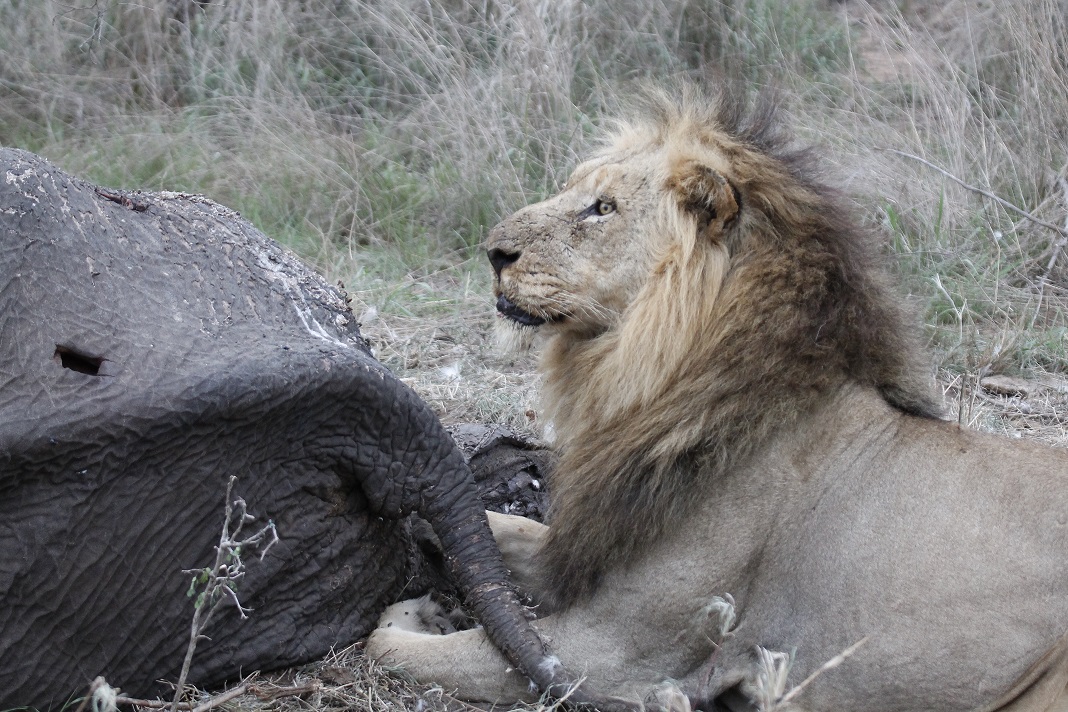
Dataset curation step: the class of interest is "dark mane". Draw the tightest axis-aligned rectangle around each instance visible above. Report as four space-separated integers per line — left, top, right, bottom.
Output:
647 82 941 417
723 87 941 419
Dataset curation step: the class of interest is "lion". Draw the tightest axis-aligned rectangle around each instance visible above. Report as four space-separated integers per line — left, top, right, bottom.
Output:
367 86 1068 711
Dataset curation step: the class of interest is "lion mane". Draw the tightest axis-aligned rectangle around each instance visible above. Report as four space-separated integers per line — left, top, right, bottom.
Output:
525 86 943 607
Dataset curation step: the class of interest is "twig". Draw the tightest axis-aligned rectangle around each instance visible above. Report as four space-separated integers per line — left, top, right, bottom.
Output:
249 681 322 702
95 187 150 212
931 273 964 339
188 684 250 712
878 148 1068 237
777 637 869 707
171 477 278 712
115 684 247 711
114 699 192 710
69 0 107 54
108 681 318 711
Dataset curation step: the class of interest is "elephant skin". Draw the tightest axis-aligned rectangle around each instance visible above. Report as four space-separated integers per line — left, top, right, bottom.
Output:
0 149 554 709
447 423 553 521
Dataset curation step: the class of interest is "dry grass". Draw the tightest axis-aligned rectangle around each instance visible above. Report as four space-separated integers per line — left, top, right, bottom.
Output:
810 1 1068 395
194 645 472 712
827 0 1068 448
80 643 558 712
345 259 543 434
5 0 1068 709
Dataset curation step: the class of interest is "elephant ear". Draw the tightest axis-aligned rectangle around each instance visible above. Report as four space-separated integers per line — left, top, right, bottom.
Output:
668 159 740 240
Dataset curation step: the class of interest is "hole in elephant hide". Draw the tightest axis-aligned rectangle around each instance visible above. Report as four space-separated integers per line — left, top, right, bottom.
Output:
54 346 104 375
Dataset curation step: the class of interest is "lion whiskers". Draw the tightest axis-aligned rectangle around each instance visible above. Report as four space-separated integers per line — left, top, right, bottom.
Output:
567 290 614 316
539 290 615 326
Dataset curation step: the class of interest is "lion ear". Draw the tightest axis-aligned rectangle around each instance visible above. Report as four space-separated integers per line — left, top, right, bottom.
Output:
668 160 740 238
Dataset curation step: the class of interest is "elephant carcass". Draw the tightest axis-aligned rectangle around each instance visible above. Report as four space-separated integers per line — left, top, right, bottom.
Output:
0 149 557 708
448 424 553 522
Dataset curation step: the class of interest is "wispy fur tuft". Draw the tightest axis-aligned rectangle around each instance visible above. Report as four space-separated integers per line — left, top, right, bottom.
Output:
535 85 941 607
494 316 539 353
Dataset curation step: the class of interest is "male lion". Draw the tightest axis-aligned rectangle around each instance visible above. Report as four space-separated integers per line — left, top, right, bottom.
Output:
367 87 1068 711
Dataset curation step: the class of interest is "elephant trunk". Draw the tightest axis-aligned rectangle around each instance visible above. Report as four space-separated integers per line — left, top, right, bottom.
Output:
348 368 638 710
425 448 641 712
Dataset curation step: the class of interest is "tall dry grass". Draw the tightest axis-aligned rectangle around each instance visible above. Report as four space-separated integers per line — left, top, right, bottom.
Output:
824 1 1068 383
0 0 847 268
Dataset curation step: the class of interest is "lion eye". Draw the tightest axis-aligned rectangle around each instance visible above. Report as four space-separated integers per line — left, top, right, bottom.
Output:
595 199 616 216
579 197 617 221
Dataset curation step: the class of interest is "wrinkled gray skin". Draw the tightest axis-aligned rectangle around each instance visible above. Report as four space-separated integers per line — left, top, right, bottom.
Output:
0 149 573 710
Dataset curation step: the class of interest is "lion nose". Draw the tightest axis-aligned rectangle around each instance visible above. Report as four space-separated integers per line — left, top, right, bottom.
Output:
487 247 520 280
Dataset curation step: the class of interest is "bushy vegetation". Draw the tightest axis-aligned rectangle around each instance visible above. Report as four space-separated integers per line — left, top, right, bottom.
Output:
2 0 1067 415
0 0 854 267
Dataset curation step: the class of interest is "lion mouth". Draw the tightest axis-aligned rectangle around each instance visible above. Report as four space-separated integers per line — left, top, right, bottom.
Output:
496 294 547 327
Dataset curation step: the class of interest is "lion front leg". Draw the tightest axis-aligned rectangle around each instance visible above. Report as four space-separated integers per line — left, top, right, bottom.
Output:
486 511 550 607
366 597 537 703
369 596 699 710
366 514 551 702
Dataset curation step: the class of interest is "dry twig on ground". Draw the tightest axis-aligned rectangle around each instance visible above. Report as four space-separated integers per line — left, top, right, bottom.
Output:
172 476 279 712
879 148 1068 239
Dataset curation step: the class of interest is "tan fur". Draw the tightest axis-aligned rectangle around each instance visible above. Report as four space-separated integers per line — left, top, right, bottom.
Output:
368 87 1068 711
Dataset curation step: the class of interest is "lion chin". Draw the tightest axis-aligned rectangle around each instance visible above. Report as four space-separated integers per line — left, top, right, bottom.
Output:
368 84 1068 712
493 314 539 353
492 292 545 352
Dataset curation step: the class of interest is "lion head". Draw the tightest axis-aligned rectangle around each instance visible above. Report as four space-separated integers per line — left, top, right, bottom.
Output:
487 85 942 607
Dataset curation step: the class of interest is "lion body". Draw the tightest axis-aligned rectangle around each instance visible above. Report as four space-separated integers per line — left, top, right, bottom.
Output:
367 88 1068 711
